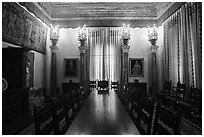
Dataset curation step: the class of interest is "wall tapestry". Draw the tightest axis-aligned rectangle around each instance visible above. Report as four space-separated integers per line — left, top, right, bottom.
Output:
2 2 47 54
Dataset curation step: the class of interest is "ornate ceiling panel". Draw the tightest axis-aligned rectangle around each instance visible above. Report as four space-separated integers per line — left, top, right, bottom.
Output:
19 2 181 28
36 2 173 20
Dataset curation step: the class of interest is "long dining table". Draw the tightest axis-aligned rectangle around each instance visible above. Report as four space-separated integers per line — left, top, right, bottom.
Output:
65 89 140 135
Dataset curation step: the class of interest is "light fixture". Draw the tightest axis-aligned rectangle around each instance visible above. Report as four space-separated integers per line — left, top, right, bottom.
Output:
148 24 158 42
78 25 87 41
50 24 60 41
121 23 130 40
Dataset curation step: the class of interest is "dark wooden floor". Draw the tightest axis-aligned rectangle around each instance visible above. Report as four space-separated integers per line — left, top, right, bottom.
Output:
66 89 140 135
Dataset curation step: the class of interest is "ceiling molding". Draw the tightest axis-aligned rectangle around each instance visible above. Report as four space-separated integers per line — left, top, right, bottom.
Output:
52 19 157 29
18 2 183 28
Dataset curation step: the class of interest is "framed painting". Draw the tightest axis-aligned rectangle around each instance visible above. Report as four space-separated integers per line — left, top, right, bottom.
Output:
129 58 144 77
64 58 78 77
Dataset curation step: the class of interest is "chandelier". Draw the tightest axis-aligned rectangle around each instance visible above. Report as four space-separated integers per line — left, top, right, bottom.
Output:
121 24 130 40
148 24 158 41
78 25 87 41
50 25 60 41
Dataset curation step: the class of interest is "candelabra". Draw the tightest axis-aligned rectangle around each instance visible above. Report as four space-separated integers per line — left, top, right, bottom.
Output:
148 24 158 97
50 25 60 96
50 25 60 53
148 24 158 53
78 25 87 96
121 24 130 94
78 25 87 41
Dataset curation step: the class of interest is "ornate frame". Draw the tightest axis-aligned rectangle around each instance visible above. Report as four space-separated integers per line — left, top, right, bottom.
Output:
129 58 144 77
64 58 79 77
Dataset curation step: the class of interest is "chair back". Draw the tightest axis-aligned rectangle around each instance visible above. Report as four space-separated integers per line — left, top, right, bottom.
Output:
138 97 155 134
111 81 118 90
90 81 96 88
176 82 186 99
51 98 68 134
153 105 181 135
190 87 202 117
34 102 54 135
190 87 201 104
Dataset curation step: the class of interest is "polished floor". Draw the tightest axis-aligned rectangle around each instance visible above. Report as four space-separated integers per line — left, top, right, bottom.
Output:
66 89 140 135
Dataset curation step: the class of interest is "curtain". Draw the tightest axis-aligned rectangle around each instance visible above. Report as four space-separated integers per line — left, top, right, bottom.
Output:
163 2 202 90
87 27 121 82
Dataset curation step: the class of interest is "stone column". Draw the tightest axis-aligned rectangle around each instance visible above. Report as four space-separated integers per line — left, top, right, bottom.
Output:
149 39 158 97
49 25 59 97
79 39 87 95
122 39 130 92
50 40 58 96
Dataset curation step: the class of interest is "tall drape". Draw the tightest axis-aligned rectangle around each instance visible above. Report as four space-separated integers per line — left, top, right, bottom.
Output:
163 2 202 91
87 27 121 82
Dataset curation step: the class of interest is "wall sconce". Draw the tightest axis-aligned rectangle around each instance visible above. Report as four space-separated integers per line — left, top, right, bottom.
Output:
50 24 60 42
78 25 87 41
148 24 158 45
121 24 130 40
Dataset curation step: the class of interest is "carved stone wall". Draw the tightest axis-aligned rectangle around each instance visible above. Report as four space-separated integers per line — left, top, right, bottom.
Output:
2 2 47 54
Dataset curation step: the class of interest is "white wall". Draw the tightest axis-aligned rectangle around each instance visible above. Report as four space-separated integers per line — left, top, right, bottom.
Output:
54 28 80 93
128 27 150 85
128 26 164 91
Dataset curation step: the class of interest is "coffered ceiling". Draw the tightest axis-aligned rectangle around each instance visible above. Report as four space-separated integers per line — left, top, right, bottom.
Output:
20 2 185 28
36 2 174 20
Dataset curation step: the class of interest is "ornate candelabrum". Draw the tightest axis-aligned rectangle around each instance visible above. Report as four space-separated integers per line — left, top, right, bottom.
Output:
78 25 88 96
121 24 130 94
50 25 60 53
121 24 130 45
148 24 158 53
148 24 158 97
50 25 59 96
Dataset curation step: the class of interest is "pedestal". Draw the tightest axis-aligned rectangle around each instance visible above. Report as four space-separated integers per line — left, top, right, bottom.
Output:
121 40 130 93
150 44 158 96
50 45 58 96
79 39 87 95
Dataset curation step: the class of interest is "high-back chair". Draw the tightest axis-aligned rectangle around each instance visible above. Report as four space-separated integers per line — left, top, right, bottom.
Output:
166 82 186 111
34 102 54 135
153 104 181 135
51 98 69 135
157 80 172 107
137 97 155 134
178 87 202 119
111 81 118 90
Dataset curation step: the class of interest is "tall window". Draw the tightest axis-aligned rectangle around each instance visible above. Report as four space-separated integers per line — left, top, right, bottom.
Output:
87 27 121 82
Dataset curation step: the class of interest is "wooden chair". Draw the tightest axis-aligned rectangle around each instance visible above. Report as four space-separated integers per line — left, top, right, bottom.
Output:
153 104 181 135
98 80 109 94
34 102 54 135
63 93 75 121
166 82 186 111
51 98 69 135
178 87 202 119
98 80 109 90
111 81 118 90
131 83 144 123
157 80 172 107
137 97 155 134
90 81 96 89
